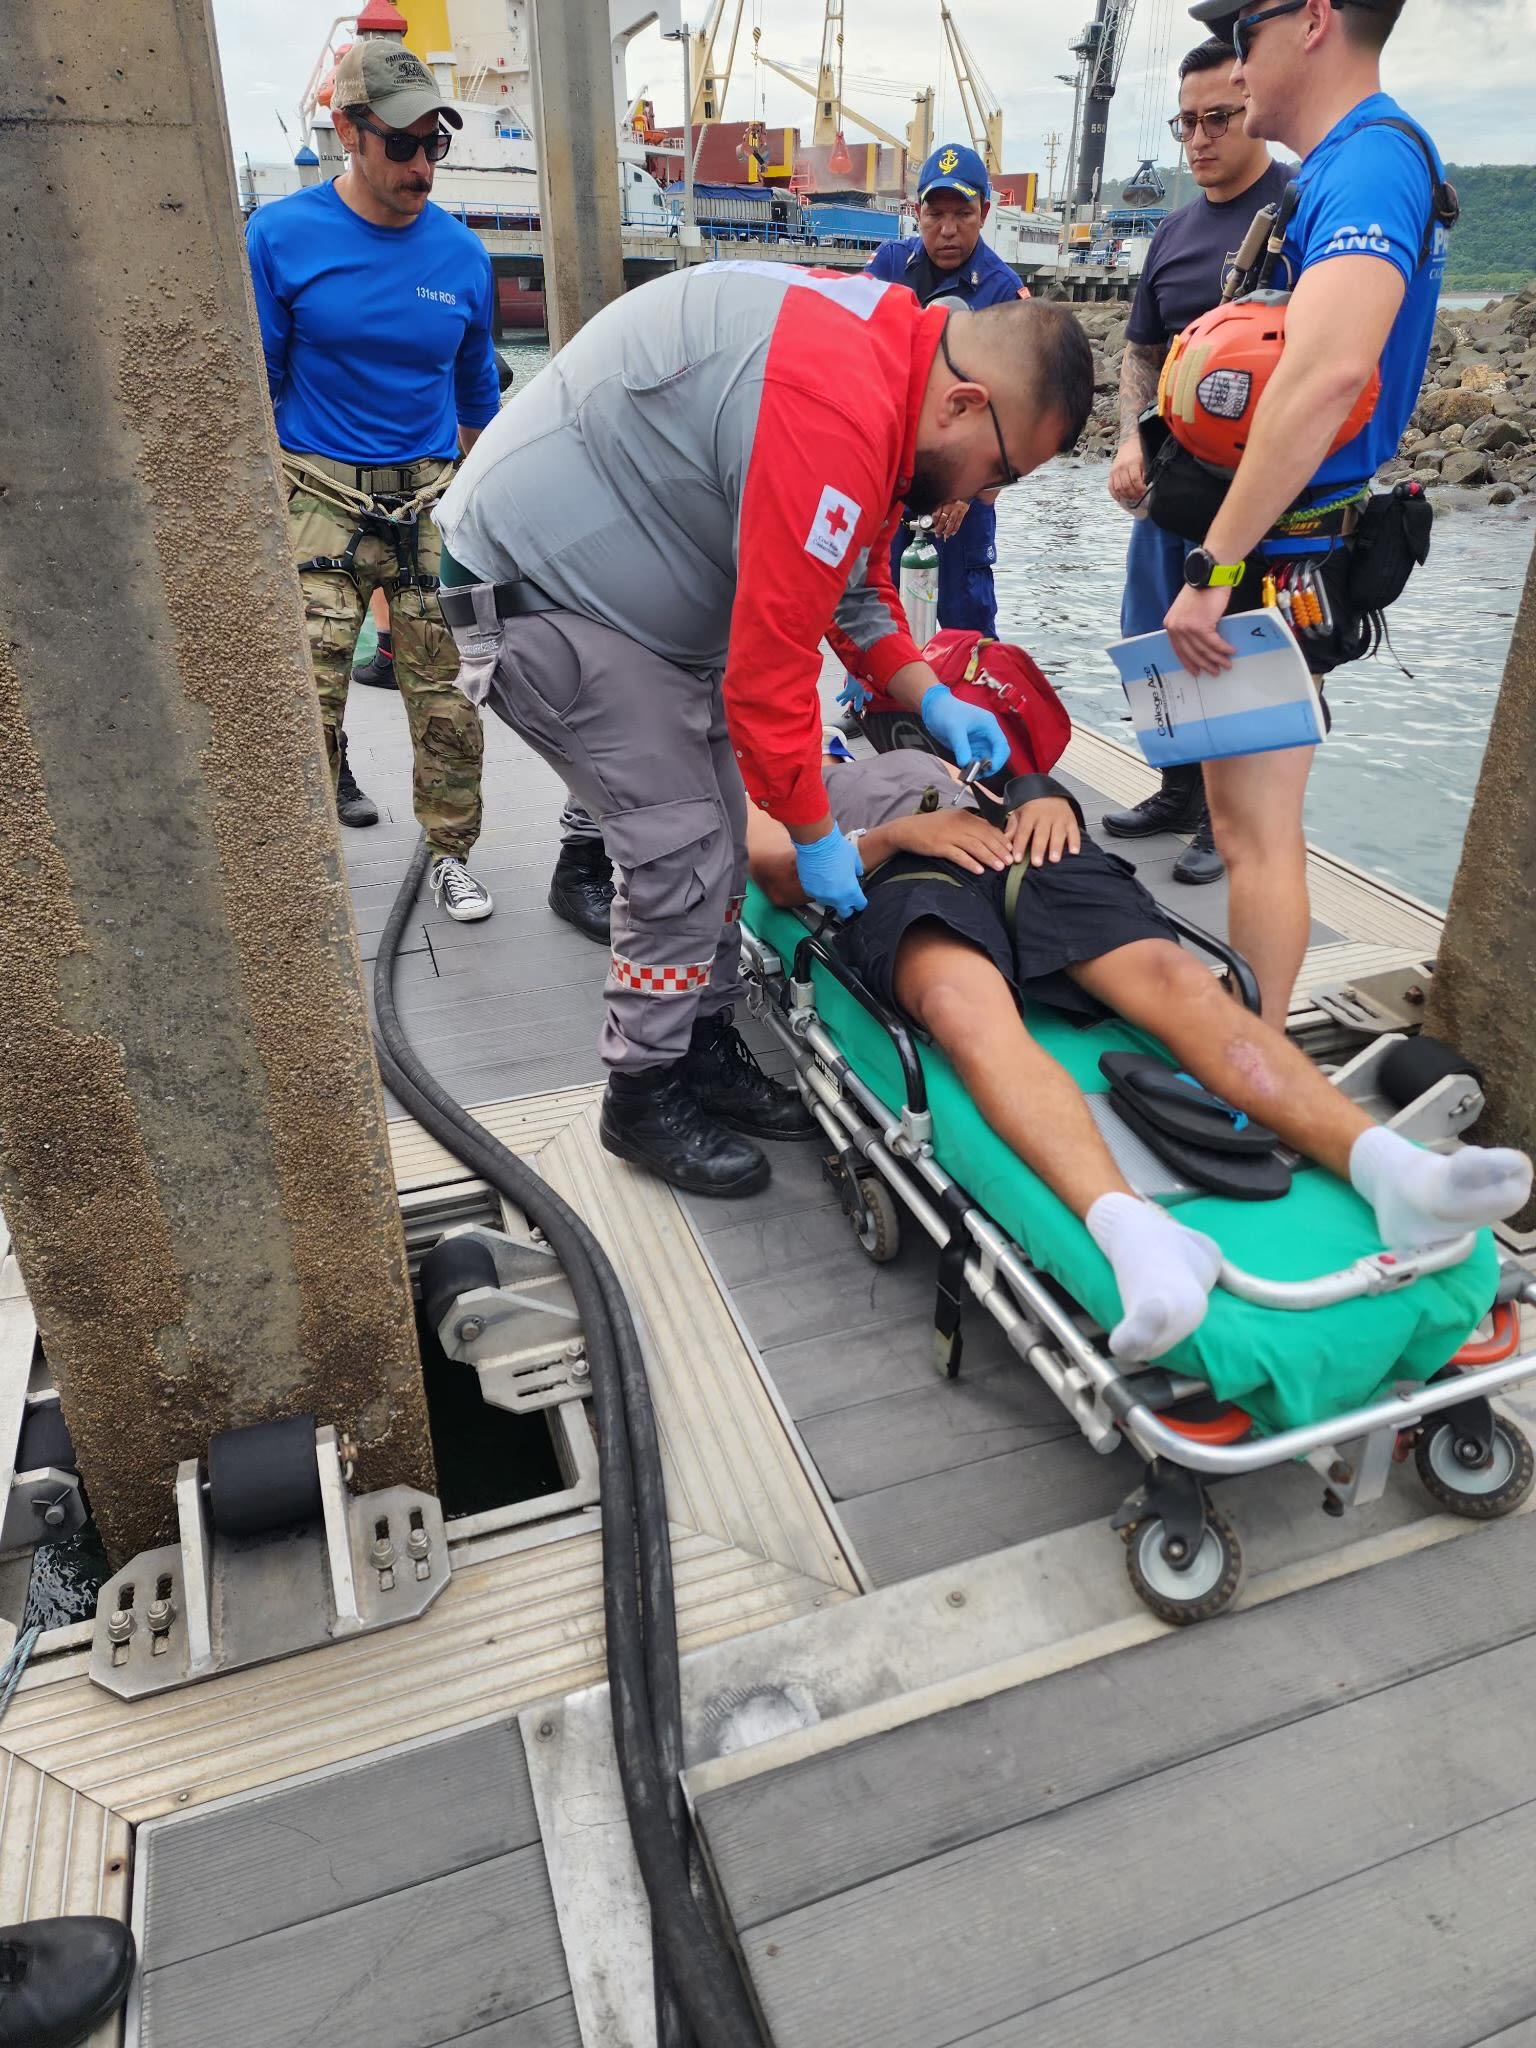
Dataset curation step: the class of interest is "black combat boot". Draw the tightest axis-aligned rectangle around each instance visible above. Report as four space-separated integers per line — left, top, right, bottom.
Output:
351 641 398 690
0 1917 136 2048
549 838 615 944
1172 809 1225 885
681 1009 817 1140
1101 763 1205 838
335 731 379 828
600 1066 770 1197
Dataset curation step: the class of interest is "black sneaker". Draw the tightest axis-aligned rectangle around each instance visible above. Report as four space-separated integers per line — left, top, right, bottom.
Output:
352 646 398 690
548 838 615 944
1173 811 1225 886
335 732 379 828
1101 764 1205 838
0 1917 136 2048
600 1067 771 1196
681 1009 817 1140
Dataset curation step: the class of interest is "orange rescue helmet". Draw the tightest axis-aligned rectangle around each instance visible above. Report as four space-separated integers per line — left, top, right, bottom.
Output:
1156 292 1381 475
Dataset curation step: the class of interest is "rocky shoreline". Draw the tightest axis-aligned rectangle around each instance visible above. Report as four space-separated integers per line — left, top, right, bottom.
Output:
1071 277 1536 505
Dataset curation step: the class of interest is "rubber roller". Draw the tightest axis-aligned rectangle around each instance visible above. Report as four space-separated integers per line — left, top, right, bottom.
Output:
419 1232 500 1337
205 1413 323 1538
1378 1033 1482 1113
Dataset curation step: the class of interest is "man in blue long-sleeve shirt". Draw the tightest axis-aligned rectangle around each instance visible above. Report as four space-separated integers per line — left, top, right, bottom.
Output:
247 36 499 920
865 145 1029 637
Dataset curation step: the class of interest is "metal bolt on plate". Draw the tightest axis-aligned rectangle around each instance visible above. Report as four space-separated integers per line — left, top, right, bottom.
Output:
457 1316 485 1343
106 1609 135 1644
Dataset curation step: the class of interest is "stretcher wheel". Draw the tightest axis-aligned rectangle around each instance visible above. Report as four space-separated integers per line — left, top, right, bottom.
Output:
853 1176 901 1263
1414 1416 1535 1520
1124 1504 1244 1626
206 1414 323 1538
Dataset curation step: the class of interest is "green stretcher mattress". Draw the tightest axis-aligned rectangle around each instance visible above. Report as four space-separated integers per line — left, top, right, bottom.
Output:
745 884 1498 1435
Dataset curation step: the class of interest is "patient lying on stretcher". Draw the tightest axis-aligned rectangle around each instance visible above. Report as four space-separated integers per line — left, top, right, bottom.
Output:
746 745 1532 1360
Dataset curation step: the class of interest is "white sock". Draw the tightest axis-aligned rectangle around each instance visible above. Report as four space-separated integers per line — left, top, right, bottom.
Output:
1350 1125 1533 1253
1085 1192 1224 1361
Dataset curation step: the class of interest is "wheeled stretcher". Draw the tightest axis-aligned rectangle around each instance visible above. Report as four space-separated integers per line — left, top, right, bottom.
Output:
740 882 1536 1623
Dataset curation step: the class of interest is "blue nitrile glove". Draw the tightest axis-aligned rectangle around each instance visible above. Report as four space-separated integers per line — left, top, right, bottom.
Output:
920 682 1009 774
837 674 873 713
793 825 867 920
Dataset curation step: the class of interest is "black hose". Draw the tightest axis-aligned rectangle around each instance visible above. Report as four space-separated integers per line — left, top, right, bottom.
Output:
373 837 759 2047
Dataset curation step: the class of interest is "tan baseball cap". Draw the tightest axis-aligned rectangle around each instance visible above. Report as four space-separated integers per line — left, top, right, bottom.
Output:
330 40 462 130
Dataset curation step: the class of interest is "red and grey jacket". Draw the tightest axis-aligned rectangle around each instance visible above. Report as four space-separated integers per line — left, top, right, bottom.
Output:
437 262 947 827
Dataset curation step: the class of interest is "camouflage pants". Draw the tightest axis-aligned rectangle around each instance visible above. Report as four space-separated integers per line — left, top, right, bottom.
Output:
284 453 483 862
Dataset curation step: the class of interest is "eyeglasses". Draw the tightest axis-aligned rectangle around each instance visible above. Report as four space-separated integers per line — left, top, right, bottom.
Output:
353 114 452 163
939 323 1020 490
1168 106 1246 141
1231 0 1307 62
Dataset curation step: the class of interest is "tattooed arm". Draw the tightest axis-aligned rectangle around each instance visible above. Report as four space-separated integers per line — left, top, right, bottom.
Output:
1109 341 1166 511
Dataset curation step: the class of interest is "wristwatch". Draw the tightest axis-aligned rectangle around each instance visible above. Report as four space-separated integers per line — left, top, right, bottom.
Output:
1183 547 1247 591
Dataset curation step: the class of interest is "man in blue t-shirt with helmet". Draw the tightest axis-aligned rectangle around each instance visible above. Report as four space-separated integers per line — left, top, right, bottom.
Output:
865 143 1029 638
1157 0 1451 1026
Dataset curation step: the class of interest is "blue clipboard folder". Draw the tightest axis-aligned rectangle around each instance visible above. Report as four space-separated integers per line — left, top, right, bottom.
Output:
1108 607 1327 767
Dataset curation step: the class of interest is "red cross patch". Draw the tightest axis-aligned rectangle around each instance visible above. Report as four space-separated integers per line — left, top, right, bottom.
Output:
805 484 863 569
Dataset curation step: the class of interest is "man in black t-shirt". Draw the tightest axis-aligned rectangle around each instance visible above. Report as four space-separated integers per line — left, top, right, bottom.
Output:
1102 40 1293 882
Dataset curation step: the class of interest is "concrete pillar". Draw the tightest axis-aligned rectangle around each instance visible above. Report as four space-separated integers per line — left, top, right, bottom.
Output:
1425 538 1536 1231
0 0 433 1561
530 0 625 349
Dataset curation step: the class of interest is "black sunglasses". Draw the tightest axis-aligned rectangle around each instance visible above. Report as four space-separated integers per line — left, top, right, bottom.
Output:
939 322 1020 490
353 113 452 163
1230 0 1308 62
1167 105 1245 141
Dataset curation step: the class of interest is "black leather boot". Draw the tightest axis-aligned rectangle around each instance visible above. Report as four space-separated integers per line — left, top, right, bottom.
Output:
600 1067 770 1196
0 1917 136 2048
351 643 398 690
681 1009 817 1140
335 731 379 828
1172 809 1225 885
549 838 615 944
1101 763 1205 838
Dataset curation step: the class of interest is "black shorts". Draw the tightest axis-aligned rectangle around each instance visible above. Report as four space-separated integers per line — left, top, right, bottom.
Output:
834 839 1180 1022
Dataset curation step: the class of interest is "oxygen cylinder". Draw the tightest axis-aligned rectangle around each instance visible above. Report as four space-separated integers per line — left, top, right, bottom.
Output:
899 518 939 648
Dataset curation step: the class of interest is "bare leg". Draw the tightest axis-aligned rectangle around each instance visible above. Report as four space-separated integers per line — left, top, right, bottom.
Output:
894 924 1223 1359
1203 745 1314 1029
1071 941 1532 1246
893 924 1130 1216
1070 939 1371 1175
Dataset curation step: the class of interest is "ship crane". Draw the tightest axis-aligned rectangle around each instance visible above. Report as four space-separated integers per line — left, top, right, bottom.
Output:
1068 0 1139 209
938 4 1004 175
689 0 747 127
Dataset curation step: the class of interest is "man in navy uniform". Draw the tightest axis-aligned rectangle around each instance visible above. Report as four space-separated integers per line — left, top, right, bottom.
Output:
865 143 1029 637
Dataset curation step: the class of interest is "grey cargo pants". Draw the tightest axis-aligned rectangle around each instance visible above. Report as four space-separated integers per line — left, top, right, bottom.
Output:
464 607 747 1073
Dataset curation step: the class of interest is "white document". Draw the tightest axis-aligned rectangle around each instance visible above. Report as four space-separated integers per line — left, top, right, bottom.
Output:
1107 607 1327 767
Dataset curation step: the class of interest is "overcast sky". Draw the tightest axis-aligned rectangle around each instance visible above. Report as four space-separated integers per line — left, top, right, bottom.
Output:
213 0 1533 176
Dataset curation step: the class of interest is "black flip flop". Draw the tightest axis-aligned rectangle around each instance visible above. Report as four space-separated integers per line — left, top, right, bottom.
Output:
1105 1085 1293 1202
1099 1053 1279 1157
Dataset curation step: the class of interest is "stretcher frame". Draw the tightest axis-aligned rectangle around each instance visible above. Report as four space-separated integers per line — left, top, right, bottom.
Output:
741 909 1536 1621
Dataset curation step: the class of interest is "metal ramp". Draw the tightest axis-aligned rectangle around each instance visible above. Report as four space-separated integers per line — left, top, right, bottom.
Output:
690 1508 1536 2048
129 1718 578 2047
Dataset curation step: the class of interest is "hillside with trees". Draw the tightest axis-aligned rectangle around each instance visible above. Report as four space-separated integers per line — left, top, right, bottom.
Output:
1104 160 1536 293
1441 165 1536 292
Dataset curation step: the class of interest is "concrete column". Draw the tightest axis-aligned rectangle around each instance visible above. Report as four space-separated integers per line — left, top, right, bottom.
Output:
0 0 432 1561
530 0 625 349
1425 538 1536 1231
